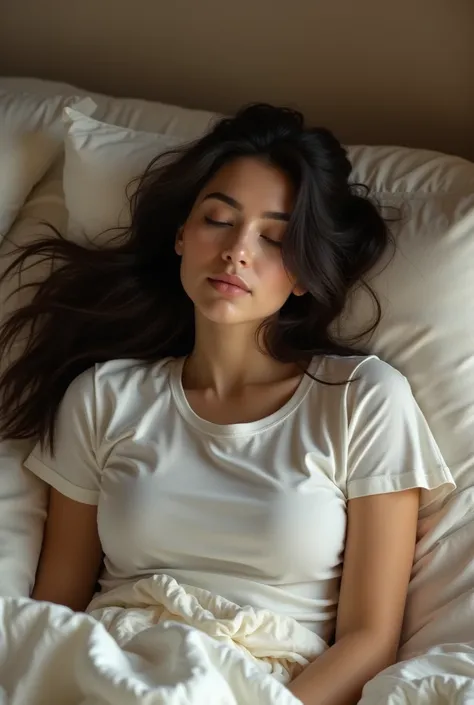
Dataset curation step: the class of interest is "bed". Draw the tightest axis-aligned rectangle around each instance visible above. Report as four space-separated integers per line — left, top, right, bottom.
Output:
0 73 473 704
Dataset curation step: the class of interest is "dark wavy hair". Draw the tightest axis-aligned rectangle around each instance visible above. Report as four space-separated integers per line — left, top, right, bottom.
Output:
0 103 391 450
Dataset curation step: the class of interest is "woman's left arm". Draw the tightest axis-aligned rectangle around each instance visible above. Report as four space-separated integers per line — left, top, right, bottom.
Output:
288 488 419 705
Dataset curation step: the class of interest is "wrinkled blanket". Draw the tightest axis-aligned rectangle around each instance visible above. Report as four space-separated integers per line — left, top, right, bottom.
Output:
1 574 474 705
0 574 326 705
359 642 474 705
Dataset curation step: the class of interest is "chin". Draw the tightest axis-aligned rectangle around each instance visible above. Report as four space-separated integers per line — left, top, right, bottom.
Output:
195 300 252 326
201 309 246 326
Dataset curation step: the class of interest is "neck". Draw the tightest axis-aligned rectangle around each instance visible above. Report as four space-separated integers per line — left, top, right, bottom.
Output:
184 314 298 397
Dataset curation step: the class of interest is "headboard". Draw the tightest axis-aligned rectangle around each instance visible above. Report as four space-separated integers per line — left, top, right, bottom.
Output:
1 0 473 161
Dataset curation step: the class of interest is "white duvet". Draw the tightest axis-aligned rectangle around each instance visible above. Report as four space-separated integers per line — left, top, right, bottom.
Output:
0 574 322 705
359 642 474 705
1 574 474 705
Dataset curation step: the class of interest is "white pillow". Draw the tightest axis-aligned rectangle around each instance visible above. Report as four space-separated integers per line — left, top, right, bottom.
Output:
340 146 474 657
0 438 46 597
0 162 68 597
0 91 90 238
0 76 219 137
0 159 68 327
63 106 184 237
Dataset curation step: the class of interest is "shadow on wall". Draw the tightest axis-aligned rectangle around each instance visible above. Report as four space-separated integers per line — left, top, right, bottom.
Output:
0 0 473 160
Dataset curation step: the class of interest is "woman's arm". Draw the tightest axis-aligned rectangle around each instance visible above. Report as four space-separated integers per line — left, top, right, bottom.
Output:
288 488 419 705
32 488 103 612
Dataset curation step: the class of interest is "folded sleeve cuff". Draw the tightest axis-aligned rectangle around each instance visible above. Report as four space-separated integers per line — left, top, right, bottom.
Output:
24 455 100 506
347 466 455 511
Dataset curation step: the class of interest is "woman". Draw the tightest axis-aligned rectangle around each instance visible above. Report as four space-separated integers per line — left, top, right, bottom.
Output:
0 104 453 705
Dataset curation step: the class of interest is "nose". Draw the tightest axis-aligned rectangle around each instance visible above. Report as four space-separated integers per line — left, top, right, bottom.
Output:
221 230 253 268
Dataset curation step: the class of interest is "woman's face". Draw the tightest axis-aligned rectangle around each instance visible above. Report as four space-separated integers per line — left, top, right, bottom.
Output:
176 157 303 327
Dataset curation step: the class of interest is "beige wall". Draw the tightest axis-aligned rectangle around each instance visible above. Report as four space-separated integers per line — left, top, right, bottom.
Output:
1 0 473 160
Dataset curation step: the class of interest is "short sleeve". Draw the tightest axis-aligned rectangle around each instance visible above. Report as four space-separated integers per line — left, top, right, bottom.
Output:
345 358 455 510
24 367 101 505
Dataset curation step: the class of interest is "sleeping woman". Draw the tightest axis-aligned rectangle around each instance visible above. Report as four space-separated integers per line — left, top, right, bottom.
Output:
0 104 454 705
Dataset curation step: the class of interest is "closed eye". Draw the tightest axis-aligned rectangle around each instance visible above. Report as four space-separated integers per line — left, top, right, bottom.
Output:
261 235 282 248
205 216 232 227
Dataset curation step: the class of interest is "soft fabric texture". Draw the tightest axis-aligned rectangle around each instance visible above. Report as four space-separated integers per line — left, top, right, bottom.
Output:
359 642 474 704
0 575 311 704
0 77 473 672
63 106 183 236
0 79 216 238
0 76 219 136
0 158 67 327
339 146 474 659
2 576 474 705
0 90 88 237
0 159 67 597
0 439 45 597
87 574 327 681
25 354 454 643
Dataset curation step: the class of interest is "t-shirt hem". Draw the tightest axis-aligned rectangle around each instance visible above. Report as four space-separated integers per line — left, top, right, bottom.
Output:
25 455 100 505
347 466 455 507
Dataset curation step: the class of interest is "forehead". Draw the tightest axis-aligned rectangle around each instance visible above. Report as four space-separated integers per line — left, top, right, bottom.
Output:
200 157 295 212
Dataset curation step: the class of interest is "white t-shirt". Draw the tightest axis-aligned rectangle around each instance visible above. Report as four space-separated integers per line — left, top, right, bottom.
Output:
25 355 454 644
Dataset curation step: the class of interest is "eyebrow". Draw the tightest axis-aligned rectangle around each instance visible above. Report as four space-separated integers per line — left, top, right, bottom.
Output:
202 191 290 222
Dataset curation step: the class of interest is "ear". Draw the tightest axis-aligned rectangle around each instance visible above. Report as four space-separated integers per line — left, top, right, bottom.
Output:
292 284 307 297
175 227 184 256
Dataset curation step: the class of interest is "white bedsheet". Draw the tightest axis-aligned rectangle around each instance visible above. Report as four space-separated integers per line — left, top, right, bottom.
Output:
1 574 474 704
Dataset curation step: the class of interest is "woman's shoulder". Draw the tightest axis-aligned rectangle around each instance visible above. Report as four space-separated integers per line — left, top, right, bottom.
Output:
316 354 410 399
66 356 178 402
62 357 181 438
95 356 176 385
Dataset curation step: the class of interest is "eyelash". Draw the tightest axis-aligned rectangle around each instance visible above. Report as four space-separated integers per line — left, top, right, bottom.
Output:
205 216 232 227
204 216 282 247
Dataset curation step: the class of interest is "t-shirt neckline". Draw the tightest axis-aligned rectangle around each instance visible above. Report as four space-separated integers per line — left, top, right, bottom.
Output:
169 356 321 438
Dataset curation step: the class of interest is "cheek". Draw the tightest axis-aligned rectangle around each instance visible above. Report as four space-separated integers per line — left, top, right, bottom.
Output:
259 259 295 296
179 229 216 292
181 225 217 261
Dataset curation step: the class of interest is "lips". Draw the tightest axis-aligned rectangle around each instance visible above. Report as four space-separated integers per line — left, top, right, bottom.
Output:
209 273 251 292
